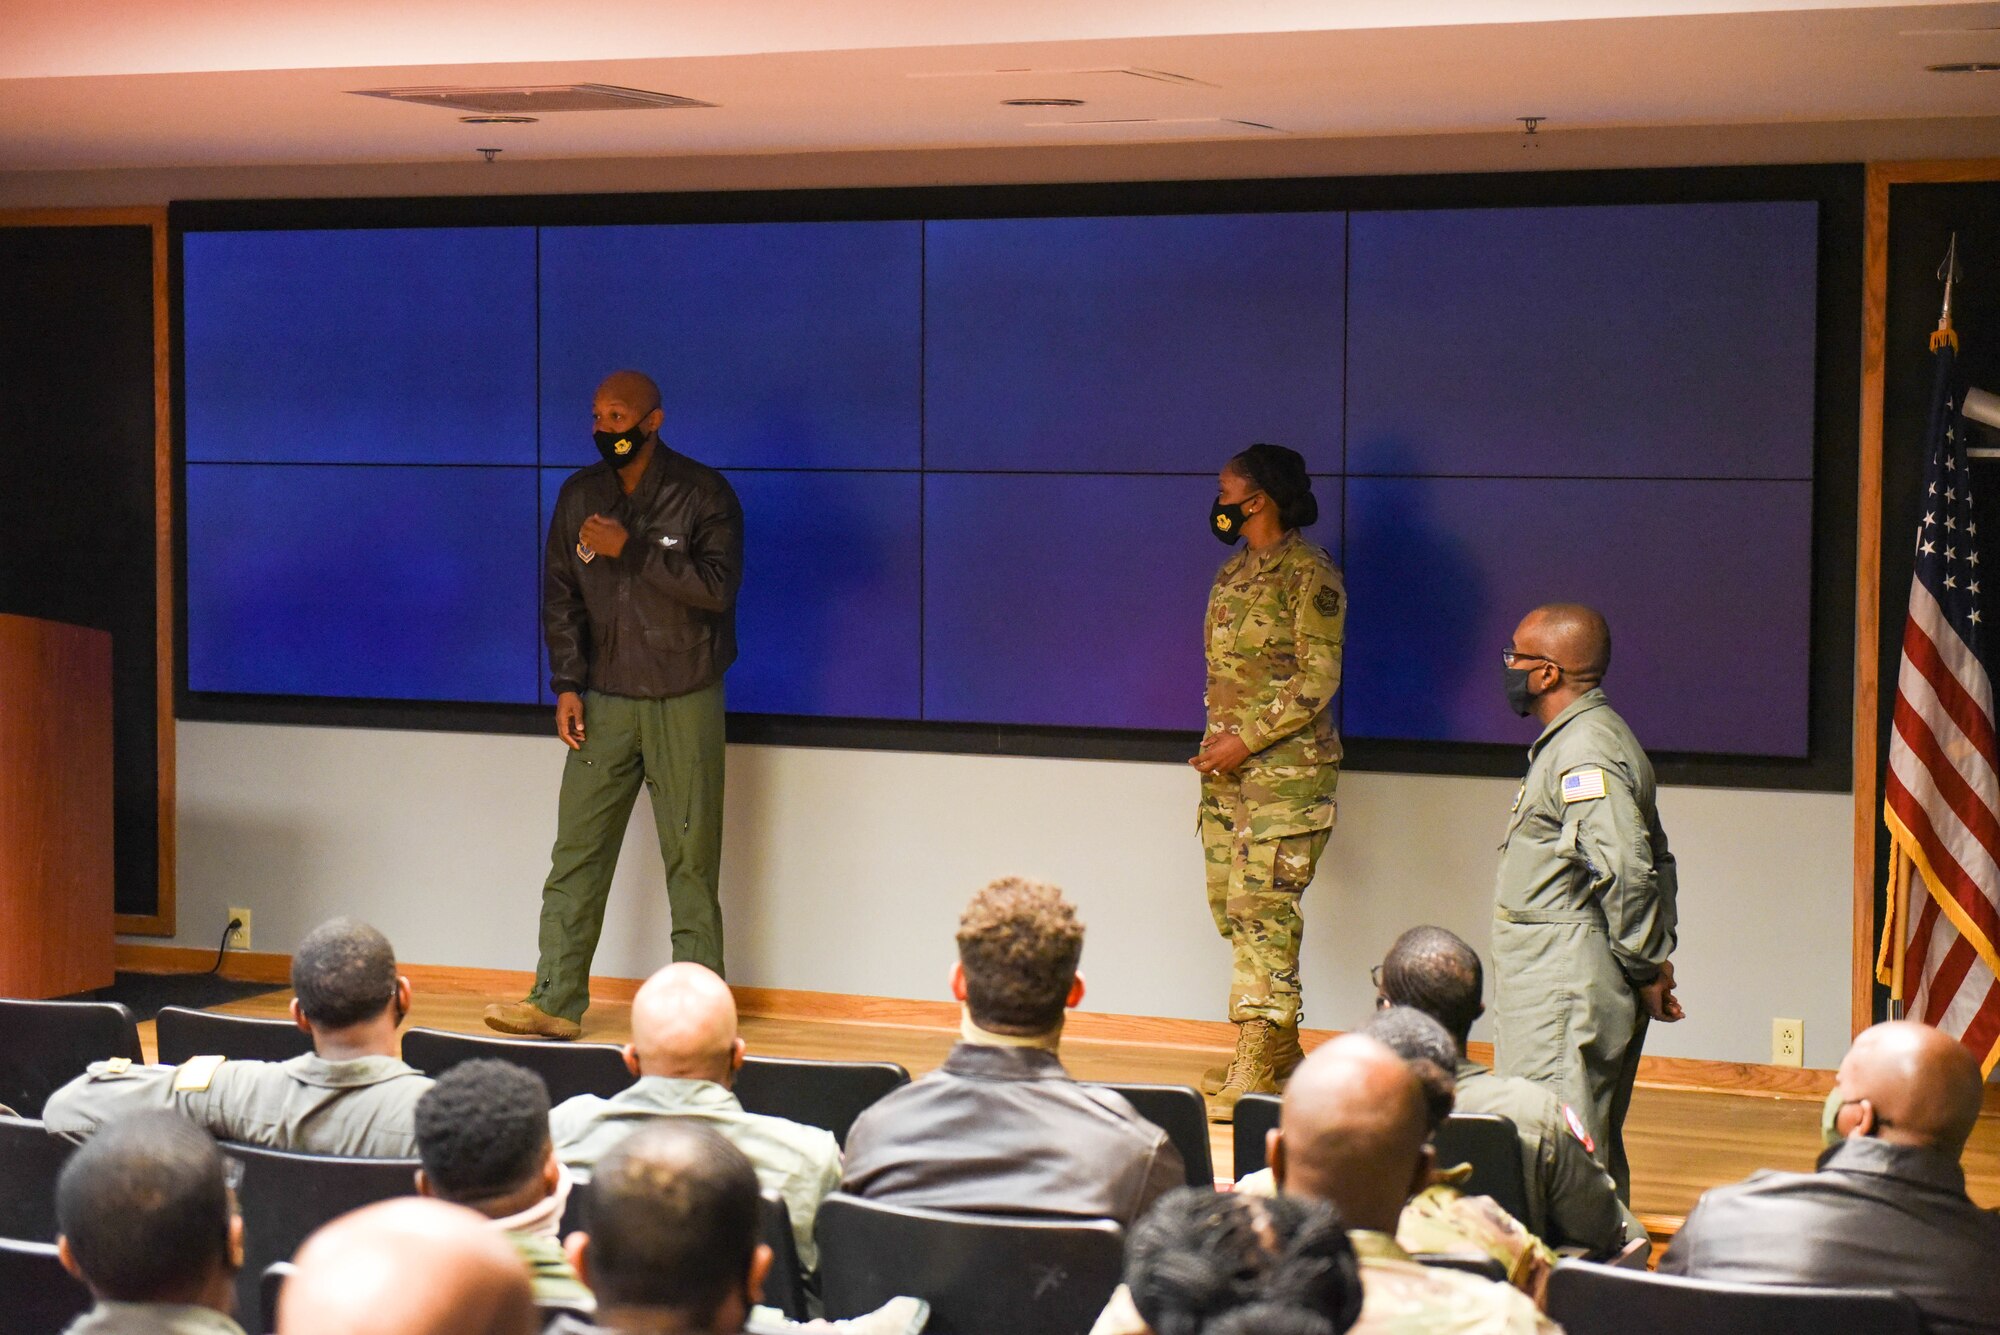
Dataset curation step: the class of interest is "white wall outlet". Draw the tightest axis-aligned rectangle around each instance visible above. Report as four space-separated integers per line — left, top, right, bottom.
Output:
226 908 252 952
1772 1017 1804 1067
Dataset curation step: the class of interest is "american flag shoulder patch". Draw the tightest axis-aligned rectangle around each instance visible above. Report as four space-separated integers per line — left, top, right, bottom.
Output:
1561 768 1607 804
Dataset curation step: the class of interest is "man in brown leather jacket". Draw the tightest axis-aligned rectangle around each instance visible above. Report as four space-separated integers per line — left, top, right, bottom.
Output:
838 878 1184 1222
487 370 743 1042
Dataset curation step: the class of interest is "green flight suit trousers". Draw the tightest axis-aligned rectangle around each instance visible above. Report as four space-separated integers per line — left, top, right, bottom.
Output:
527 685 725 1023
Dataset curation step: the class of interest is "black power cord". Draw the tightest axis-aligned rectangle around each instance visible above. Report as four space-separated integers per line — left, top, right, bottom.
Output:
208 916 244 976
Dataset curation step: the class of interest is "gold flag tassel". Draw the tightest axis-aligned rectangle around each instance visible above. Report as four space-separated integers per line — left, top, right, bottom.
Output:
1931 233 1961 354
1876 843 1913 1019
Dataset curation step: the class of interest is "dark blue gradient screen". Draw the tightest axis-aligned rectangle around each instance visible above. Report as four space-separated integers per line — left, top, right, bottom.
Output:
182 202 1819 755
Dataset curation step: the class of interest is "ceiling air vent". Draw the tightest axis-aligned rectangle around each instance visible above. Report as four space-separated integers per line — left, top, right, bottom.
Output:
350 84 716 113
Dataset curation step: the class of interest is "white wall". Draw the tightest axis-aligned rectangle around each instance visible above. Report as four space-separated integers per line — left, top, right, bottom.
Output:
153 720 1853 1068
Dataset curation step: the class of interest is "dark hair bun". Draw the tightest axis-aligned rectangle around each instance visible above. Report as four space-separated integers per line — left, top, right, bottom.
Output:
1231 443 1317 530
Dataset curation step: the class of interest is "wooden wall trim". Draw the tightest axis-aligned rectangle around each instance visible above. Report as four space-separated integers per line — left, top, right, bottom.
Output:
1852 159 2000 1038
1854 162 1890 1039
0 206 176 937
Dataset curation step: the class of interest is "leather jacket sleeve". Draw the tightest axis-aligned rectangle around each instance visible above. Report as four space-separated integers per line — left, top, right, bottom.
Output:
544 492 591 697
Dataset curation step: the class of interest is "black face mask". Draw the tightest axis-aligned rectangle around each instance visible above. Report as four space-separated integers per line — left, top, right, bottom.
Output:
593 416 653 467
1504 665 1539 717
1211 499 1250 545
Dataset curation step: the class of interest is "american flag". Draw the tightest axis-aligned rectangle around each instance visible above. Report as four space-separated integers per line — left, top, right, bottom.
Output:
1883 339 2000 1076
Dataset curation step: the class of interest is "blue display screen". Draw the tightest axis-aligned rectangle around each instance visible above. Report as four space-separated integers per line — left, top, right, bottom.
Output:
181 203 1821 755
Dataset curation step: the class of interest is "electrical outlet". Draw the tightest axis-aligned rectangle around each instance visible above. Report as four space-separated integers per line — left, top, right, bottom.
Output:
1772 1017 1804 1067
226 908 252 953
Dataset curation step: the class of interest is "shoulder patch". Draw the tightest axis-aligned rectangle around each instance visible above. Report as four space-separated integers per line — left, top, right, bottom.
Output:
102 1057 132 1076
1561 767 1607 804
173 1054 227 1093
1313 585 1342 617
1562 1103 1596 1153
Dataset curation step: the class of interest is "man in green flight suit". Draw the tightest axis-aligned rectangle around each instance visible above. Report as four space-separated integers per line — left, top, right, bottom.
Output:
1492 603 1683 1202
486 370 743 1042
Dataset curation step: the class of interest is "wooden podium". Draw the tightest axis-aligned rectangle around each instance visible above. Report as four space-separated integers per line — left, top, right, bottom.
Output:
0 613 114 998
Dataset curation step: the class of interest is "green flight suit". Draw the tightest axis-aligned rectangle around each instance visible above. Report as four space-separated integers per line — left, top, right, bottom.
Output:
527 683 727 1024
1491 688 1677 1203
1199 531 1345 1027
42 1053 433 1158
1453 1058 1646 1254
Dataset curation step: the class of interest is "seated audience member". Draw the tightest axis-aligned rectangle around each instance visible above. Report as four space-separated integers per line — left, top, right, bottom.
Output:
277 1198 535 1335
414 1060 590 1307
1092 1188 1365 1335
54 1111 246 1335
1660 1019 2000 1335
840 877 1183 1223
1268 1036 1557 1334
550 962 840 1274
1242 1008 1558 1304
45 918 432 1157
551 1121 773 1335
1375 927 1642 1256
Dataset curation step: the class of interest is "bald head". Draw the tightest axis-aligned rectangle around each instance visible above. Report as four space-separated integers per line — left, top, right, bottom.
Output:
628 963 743 1085
1835 1021 1984 1157
596 370 662 419
277 1198 533 1335
1270 1034 1433 1235
1514 603 1611 685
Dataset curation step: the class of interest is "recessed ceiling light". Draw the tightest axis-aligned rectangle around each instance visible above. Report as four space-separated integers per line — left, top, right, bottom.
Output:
1003 97 1086 107
459 115 538 124
1928 61 2000 73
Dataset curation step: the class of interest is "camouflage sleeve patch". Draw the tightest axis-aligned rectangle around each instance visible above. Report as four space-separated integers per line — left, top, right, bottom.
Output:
1314 584 1341 617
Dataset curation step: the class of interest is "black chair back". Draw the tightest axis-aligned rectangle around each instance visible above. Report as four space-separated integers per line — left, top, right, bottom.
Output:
1412 1251 1508 1283
1433 1112 1531 1225
735 1056 909 1146
156 1006 314 1067
228 1141 419 1321
0 998 140 1119
261 1260 296 1335
1087 1082 1213 1187
816 1194 1123 1335
0 1116 75 1242
1230 1092 1283 1181
758 1189 808 1320
0 1237 91 1335
400 1027 631 1104
1545 1260 1925 1335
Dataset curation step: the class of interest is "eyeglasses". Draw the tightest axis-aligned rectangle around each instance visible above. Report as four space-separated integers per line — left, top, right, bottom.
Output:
1369 964 1392 1010
1501 649 1561 669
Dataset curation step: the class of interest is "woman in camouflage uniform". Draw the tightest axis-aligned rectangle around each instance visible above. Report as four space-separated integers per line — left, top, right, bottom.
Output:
1192 444 1346 1121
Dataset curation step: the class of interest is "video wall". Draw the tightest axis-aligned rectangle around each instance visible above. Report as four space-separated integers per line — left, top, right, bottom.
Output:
181 198 1820 756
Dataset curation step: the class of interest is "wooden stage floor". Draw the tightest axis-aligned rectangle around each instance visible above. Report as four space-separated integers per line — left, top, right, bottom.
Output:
154 987 2000 1241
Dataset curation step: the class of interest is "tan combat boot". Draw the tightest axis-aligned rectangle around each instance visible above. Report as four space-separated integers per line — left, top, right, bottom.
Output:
482 999 582 1041
1207 1018 1281 1122
1201 1020 1303 1093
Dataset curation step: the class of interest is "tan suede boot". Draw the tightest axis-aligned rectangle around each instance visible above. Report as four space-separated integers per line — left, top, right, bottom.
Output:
1208 1018 1280 1122
1270 1022 1305 1085
482 999 582 1041
1203 1019 1302 1094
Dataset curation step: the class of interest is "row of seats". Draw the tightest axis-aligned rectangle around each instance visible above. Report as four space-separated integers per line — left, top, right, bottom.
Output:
0 1194 1925 1335
0 998 1929 1335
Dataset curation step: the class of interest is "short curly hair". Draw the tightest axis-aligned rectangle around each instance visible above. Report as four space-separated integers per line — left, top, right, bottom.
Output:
413 1060 552 1203
956 877 1085 1034
291 918 399 1029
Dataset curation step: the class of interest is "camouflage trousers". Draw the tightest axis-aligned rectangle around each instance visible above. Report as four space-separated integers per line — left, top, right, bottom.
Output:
1200 810 1331 1026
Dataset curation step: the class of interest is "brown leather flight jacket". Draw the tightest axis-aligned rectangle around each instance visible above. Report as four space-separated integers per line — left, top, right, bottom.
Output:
544 444 743 700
